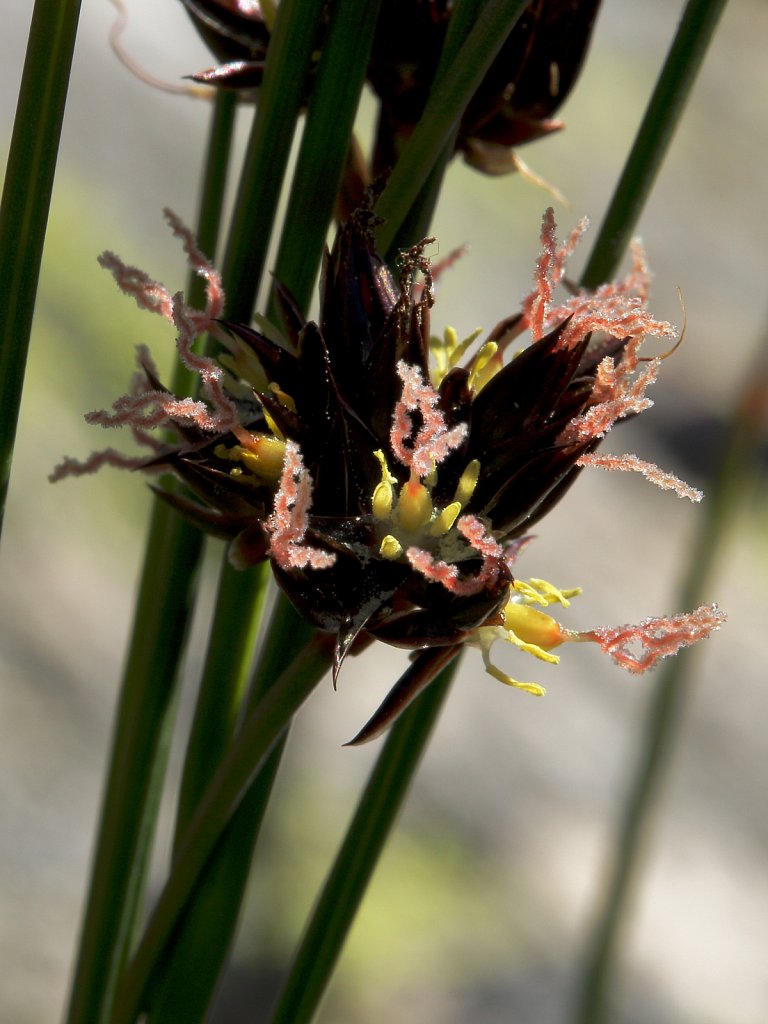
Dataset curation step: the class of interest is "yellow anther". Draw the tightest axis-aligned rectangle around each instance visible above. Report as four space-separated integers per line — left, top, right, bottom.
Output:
468 341 501 393
372 449 397 519
380 535 403 560
429 328 454 383
262 405 286 442
268 382 297 413
454 459 481 507
502 602 567 653
483 658 547 696
429 326 484 385
527 578 582 608
512 579 549 605
214 435 286 482
373 481 394 520
429 501 461 536
513 577 582 608
397 479 433 533
373 449 397 485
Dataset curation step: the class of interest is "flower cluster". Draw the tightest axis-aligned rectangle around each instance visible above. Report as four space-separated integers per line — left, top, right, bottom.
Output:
53 207 724 735
180 0 602 181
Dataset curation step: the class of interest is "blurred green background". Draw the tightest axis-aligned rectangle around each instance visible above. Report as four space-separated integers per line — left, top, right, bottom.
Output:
1 2 766 1022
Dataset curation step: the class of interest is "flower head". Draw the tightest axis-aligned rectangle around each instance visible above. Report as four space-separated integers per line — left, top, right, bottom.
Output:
53 206 724 736
183 1 602 186
368 0 603 176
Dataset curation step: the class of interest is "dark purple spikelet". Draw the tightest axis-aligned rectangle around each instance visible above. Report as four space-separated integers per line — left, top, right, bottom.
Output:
53 207 724 738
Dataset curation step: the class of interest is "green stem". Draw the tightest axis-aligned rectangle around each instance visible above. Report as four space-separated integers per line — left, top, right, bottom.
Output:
570 6 735 1012
269 658 457 1024
172 561 271 849
64 505 204 1024
63 91 237 1024
579 0 729 289
268 0 383 316
148 592 310 1024
111 633 335 1024
144 2 387 1014
374 0 529 254
221 0 328 321
383 0 486 258
0 0 82 533
573 335 767 1024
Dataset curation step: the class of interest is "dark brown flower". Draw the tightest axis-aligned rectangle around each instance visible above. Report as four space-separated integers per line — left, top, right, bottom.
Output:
368 0 603 175
52 207 724 739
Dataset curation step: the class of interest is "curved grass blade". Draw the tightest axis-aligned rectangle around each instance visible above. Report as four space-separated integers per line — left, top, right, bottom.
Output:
145 5 384 1013
579 0 729 289
110 632 335 1024
569 2 733 1018
147 592 310 1024
573 335 764 1024
0 0 82 534
221 0 328 321
64 91 237 1024
269 656 458 1024
268 0 383 316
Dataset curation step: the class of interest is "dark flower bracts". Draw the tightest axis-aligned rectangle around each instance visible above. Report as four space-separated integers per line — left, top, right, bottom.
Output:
53 208 724 738
180 1 602 181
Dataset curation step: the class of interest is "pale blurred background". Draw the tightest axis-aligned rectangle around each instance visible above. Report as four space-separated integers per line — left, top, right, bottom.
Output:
1 2 766 1022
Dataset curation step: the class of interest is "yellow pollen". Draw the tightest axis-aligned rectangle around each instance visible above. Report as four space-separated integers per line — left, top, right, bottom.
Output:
468 341 501 392
373 481 394 520
454 459 481 506
397 479 433 533
429 501 461 536
372 449 397 520
513 578 581 608
429 325 484 385
268 382 297 412
467 576 584 697
380 535 403 560
215 434 286 482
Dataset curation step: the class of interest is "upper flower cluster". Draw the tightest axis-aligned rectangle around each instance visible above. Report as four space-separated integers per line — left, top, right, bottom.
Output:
53 207 724 736
180 0 602 179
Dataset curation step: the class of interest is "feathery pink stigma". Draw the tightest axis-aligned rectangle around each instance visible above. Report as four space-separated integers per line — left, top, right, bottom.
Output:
266 441 336 570
48 449 151 483
163 208 224 320
390 361 467 478
522 208 589 342
406 514 503 596
561 356 659 444
53 214 232 481
97 251 175 321
584 604 726 674
576 453 702 502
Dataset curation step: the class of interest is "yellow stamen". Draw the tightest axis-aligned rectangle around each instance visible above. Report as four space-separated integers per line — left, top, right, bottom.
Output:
215 435 286 482
468 341 501 392
268 382 297 413
429 501 461 536
429 326 484 385
483 657 547 696
373 481 394 520
380 535 403 560
372 450 397 520
454 459 481 506
513 577 581 608
528 578 582 607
